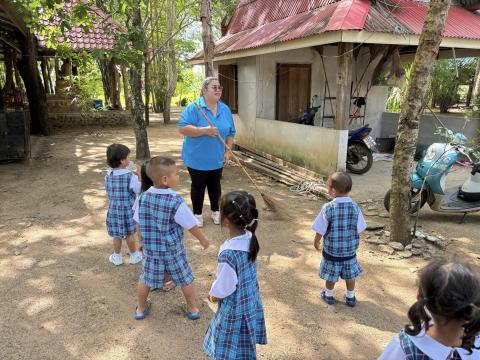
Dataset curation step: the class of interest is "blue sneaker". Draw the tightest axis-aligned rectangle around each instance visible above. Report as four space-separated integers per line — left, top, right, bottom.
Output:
345 295 357 307
320 290 335 305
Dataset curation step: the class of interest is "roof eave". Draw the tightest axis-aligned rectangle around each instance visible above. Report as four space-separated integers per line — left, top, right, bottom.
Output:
188 30 480 65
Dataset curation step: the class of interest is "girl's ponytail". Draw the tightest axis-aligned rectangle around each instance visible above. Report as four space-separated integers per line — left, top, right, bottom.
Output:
405 298 430 336
462 304 480 353
246 206 259 262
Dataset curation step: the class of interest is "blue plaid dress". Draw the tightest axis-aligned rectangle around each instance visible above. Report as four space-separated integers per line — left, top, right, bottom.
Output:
319 200 362 282
399 330 461 360
105 171 137 237
204 249 267 360
138 191 194 288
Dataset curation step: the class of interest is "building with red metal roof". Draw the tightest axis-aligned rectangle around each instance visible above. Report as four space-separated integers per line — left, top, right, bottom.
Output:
190 0 480 174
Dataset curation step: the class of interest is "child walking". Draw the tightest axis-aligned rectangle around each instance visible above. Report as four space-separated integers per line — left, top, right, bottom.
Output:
134 156 210 320
133 161 176 292
379 257 480 359
105 143 143 266
312 171 366 307
204 191 267 359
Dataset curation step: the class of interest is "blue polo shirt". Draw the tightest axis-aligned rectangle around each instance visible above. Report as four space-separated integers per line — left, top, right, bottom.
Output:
178 97 236 171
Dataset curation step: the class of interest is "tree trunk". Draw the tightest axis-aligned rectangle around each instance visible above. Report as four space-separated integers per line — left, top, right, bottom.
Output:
98 57 121 109
472 58 480 110
3 51 15 92
335 43 353 130
40 57 51 94
120 64 130 110
164 0 177 124
129 3 150 160
144 57 150 126
17 31 49 135
46 59 55 94
201 0 215 77
389 0 451 245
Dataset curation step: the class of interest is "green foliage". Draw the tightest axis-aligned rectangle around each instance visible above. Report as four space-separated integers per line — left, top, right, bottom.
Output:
386 63 412 113
430 60 459 113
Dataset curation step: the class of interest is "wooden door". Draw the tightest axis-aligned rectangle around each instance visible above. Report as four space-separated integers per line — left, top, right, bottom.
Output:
218 65 238 113
276 64 311 122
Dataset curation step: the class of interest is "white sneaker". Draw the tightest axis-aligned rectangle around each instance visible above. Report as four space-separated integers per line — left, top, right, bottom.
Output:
129 251 143 265
194 214 204 228
109 253 123 266
211 211 220 225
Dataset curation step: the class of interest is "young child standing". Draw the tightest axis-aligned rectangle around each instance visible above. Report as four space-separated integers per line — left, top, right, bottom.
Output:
379 257 480 359
134 156 210 320
105 143 143 266
312 171 366 307
204 191 267 359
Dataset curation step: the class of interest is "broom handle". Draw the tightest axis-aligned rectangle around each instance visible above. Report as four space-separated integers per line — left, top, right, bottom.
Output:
193 103 263 194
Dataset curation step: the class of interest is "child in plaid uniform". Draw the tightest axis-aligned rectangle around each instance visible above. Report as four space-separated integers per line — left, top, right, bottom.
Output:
105 143 143 266
204 191 267 360
379 257 480 359
312 171 366 307
134 156 210 320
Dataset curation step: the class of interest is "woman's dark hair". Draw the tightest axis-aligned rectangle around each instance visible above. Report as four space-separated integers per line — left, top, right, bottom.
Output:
140 161 153 192
220 191 259 262
405 257 480 353
106 143 130 168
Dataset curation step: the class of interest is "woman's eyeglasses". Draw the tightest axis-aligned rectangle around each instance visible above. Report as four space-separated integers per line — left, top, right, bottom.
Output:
210 85 223 91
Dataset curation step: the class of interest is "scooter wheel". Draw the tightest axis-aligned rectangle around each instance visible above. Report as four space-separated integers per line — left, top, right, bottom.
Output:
346 142 373 175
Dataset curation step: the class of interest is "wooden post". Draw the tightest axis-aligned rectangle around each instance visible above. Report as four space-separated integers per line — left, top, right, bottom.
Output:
334 42 353 130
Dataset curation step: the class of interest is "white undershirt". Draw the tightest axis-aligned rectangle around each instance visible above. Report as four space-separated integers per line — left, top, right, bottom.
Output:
133 187 197 229
209 231 252 299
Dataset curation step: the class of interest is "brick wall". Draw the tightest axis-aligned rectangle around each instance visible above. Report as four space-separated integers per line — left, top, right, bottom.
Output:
48 111 131 128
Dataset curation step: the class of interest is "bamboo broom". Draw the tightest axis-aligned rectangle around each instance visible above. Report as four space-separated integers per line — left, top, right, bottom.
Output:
193 102 289 217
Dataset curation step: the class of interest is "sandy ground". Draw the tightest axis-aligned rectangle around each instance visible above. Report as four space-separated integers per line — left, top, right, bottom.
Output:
1 118 479 360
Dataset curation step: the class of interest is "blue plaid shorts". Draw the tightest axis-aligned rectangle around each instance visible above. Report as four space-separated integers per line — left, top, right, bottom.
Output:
319 257 362 282
140 252 194 288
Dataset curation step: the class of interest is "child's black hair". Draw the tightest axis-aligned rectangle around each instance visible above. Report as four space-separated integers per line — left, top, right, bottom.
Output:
106 143 130 168
141 161 153 192
405 257 480 353
221 191 260 262
328 171 352 194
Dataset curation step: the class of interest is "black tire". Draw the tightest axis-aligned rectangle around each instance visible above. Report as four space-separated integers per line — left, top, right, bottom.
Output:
384 189 427 215
346 142 373 175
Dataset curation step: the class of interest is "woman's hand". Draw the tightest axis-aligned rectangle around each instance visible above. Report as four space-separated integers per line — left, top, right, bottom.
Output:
203 126 218 137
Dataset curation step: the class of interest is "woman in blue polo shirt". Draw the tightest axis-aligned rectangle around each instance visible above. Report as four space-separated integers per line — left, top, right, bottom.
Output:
178 77 236 227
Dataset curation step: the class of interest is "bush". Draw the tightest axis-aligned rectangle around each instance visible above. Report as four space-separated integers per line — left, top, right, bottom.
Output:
430 60 459 113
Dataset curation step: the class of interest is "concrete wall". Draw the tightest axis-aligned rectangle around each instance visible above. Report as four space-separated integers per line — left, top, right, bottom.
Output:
235 115 348 174
379 112 480 148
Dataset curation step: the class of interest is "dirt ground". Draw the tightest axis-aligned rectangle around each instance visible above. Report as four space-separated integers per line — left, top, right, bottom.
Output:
1 118 479 359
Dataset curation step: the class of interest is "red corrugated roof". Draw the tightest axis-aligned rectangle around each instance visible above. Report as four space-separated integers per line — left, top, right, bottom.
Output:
191 0 480 60
37 0 117 51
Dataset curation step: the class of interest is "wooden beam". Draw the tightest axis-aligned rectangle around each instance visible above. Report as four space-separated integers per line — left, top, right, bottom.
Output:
334 42 353 130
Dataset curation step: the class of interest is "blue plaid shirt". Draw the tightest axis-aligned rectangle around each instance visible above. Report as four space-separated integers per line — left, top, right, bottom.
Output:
138 190 185 256
105 171 136 210
312 197 366 258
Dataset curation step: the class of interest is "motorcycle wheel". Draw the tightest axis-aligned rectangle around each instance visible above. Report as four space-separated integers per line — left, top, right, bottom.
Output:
384 188 427 215
346 142 373 175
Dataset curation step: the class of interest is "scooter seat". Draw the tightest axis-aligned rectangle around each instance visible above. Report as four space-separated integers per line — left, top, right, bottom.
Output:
348 124 370 136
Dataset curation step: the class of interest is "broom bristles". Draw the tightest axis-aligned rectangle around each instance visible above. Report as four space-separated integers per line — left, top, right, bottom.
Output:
260 192 293 220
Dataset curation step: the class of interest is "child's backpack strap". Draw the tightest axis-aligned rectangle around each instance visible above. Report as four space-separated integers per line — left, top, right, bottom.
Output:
399 329 423 360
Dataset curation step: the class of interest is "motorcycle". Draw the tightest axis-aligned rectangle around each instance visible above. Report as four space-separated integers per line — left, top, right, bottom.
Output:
298 95 321 126
383 132 480 222
346 124 376 174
